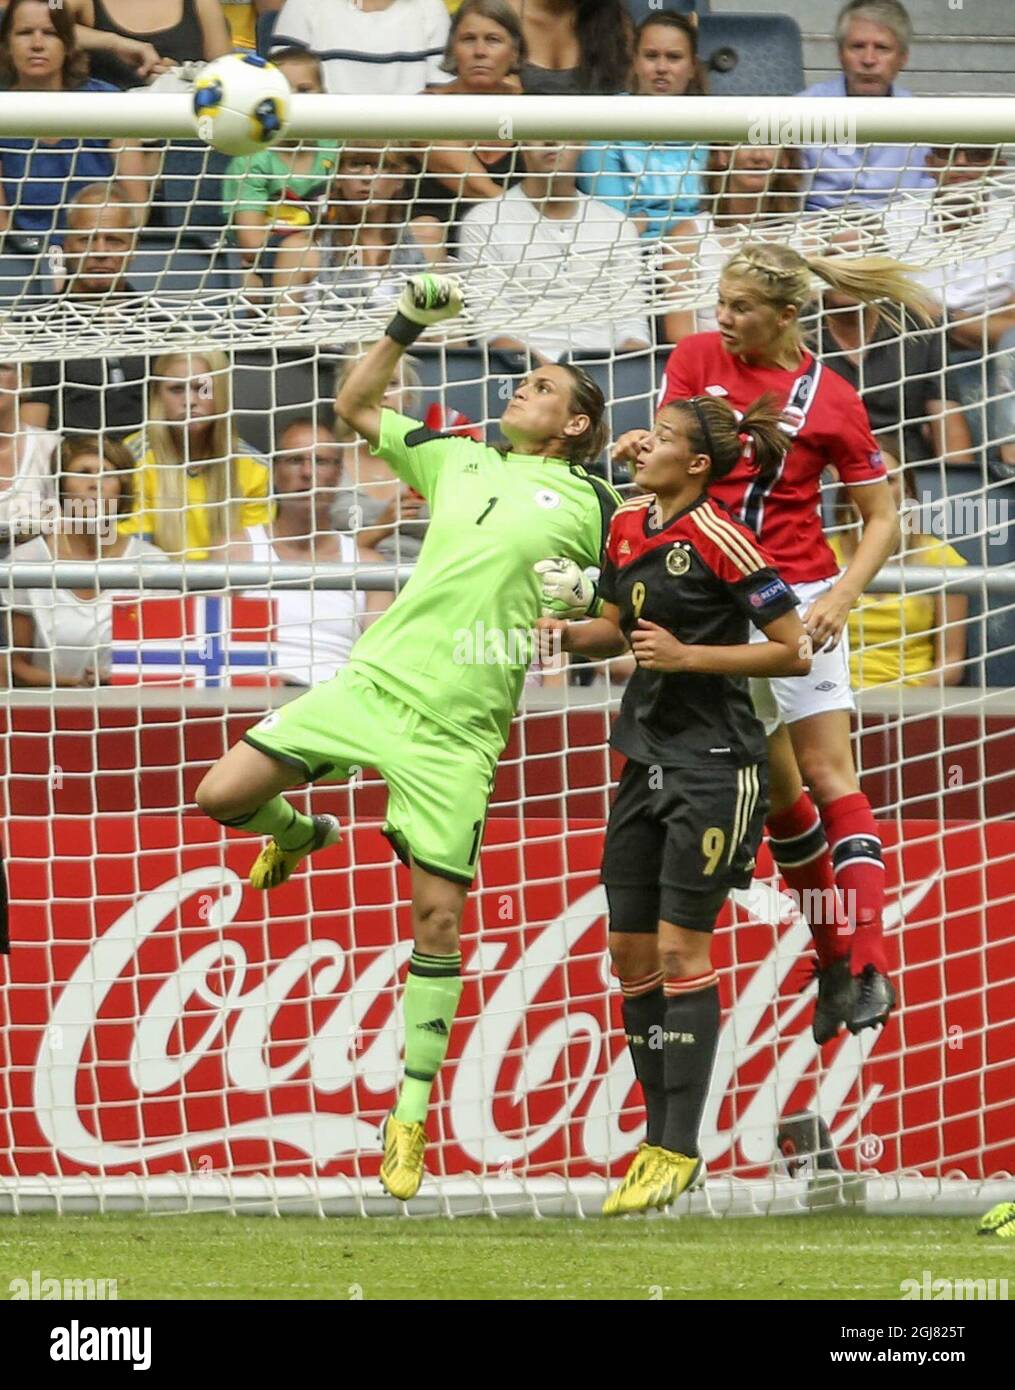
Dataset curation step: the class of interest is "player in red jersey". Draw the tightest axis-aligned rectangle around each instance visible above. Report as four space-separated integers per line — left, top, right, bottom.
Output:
539 392 810 1214
614 241 937 1043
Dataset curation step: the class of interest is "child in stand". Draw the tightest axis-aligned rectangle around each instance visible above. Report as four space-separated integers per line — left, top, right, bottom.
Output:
222 48 338 301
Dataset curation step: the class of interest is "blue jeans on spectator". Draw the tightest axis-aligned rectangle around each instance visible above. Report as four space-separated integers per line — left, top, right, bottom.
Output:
946 326 1015 468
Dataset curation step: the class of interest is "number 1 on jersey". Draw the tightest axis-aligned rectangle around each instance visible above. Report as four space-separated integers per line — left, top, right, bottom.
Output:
476 497 499 526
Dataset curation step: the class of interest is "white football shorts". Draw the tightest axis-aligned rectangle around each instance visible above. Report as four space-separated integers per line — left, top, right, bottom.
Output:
749 575 855 736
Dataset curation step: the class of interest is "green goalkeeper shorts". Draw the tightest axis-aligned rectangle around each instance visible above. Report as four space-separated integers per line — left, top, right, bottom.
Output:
243 666 497 884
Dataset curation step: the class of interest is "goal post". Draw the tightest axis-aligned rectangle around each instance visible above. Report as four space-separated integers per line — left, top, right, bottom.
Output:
1 91 1014 142
0 91 1013 1216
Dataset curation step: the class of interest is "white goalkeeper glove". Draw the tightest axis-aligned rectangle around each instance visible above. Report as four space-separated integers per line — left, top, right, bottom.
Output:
386 273 465 346
534 558 597 620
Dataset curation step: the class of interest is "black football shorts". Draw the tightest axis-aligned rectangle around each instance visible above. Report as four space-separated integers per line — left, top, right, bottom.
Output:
602 757 768 933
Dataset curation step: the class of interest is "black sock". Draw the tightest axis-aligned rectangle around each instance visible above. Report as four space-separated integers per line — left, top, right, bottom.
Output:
662 974 721 1158
621 982 666 1148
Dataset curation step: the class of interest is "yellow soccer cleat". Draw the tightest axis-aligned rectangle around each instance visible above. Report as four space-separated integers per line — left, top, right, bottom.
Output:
379 1113 427 1202
642 1149 705 1212
602 1143 666 1217
248 814 341 890
977 1201 1015 1238
608 1147 705 1215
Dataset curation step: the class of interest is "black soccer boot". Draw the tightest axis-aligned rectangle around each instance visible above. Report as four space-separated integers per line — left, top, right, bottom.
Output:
812 957 857 1045
847 964 897 1034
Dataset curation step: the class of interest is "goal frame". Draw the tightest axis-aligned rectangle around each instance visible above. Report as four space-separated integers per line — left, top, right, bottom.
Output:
0 91 1013 1217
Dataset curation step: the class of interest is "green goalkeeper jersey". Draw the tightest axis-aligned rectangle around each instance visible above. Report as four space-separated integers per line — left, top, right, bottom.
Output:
348 410 620 761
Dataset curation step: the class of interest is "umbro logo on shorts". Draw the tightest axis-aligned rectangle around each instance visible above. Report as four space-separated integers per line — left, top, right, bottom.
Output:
815 681 837 692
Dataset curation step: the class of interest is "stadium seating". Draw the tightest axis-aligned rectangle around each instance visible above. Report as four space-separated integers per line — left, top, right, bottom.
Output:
697 14 804 96
232 348 335 456
156 143 231 238
0 250 48 307
410 347 494 432
408 346 660 468
127 231 241 296
568 349 660 457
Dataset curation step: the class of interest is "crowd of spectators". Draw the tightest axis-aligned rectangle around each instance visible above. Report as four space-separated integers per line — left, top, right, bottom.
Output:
0 0 1009 692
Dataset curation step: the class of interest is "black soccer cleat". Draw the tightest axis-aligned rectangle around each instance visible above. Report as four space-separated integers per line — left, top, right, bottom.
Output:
847 965 897 1034
812 957 857 1045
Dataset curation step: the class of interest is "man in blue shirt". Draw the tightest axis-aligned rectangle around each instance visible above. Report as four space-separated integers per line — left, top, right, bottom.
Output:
799 0 932 211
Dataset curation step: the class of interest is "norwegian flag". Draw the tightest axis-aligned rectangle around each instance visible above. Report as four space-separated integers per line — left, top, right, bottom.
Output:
111 595 280 688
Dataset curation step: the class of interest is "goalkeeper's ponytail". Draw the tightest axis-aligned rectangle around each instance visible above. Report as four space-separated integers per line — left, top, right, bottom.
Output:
559 364 608 466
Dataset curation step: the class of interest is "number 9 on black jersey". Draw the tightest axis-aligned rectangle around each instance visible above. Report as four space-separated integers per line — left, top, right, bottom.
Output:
602 755 768 935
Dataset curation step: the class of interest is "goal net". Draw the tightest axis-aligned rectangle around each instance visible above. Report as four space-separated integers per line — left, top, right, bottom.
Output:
0 93 1013 1216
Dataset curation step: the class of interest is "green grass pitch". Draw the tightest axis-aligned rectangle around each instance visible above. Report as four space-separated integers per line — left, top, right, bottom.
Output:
1 1215 1011 1300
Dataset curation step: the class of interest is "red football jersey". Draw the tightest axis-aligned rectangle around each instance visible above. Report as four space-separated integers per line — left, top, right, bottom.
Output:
599 493 798 768
658 333 887 585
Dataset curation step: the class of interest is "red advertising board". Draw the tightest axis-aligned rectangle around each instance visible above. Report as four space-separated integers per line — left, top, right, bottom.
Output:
2 816 1013 1182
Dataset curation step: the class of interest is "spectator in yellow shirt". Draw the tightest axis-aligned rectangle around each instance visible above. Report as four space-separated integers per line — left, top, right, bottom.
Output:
830 465 968 688
222 1 281 53
119 350 271 558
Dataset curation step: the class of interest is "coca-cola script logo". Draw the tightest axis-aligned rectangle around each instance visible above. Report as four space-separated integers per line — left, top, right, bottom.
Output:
3 814 955 1182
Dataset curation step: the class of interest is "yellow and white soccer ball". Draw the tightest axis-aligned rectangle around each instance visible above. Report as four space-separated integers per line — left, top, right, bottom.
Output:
192 53 291 158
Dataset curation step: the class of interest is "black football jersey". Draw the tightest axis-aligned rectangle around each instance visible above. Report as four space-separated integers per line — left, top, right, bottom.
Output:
598 492 799 768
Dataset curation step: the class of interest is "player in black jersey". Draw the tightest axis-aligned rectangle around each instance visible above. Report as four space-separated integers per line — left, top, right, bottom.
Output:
539 393 812 1215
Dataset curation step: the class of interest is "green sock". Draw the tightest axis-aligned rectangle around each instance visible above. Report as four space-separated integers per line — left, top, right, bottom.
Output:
393 950 464 1125
222 796 315 850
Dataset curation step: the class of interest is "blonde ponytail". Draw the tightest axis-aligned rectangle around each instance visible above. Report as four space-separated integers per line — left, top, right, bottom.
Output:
804 252 937 331
722 241 937 345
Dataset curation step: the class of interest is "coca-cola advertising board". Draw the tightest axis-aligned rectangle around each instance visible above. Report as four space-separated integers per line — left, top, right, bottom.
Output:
1 816 1013 1181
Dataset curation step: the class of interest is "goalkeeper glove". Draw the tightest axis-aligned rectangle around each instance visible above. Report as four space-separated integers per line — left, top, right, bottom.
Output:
386 273 464 347
534 557 598 620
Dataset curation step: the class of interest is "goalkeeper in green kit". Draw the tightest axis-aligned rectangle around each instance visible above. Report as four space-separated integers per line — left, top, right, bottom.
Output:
196 275 620 1200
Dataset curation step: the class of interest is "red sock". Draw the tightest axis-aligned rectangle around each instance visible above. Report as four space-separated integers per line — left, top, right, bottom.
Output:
767 792 849 969
820 792 887 976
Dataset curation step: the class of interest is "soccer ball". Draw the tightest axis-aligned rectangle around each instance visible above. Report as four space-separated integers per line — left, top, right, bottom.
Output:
192 53 291 158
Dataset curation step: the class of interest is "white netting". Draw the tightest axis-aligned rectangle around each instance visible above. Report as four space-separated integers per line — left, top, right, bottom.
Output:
0 97 1013 1214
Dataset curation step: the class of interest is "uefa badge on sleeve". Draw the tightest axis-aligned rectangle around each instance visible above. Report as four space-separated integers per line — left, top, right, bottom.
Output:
666 544 690 576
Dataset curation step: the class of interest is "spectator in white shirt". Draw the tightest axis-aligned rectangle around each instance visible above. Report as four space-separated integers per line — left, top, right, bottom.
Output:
271 0 451 96
798 0 932 211
6 434 163 687
236 419 390 687
458 140 651 364
0 361 58 549
880 145 1015 472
